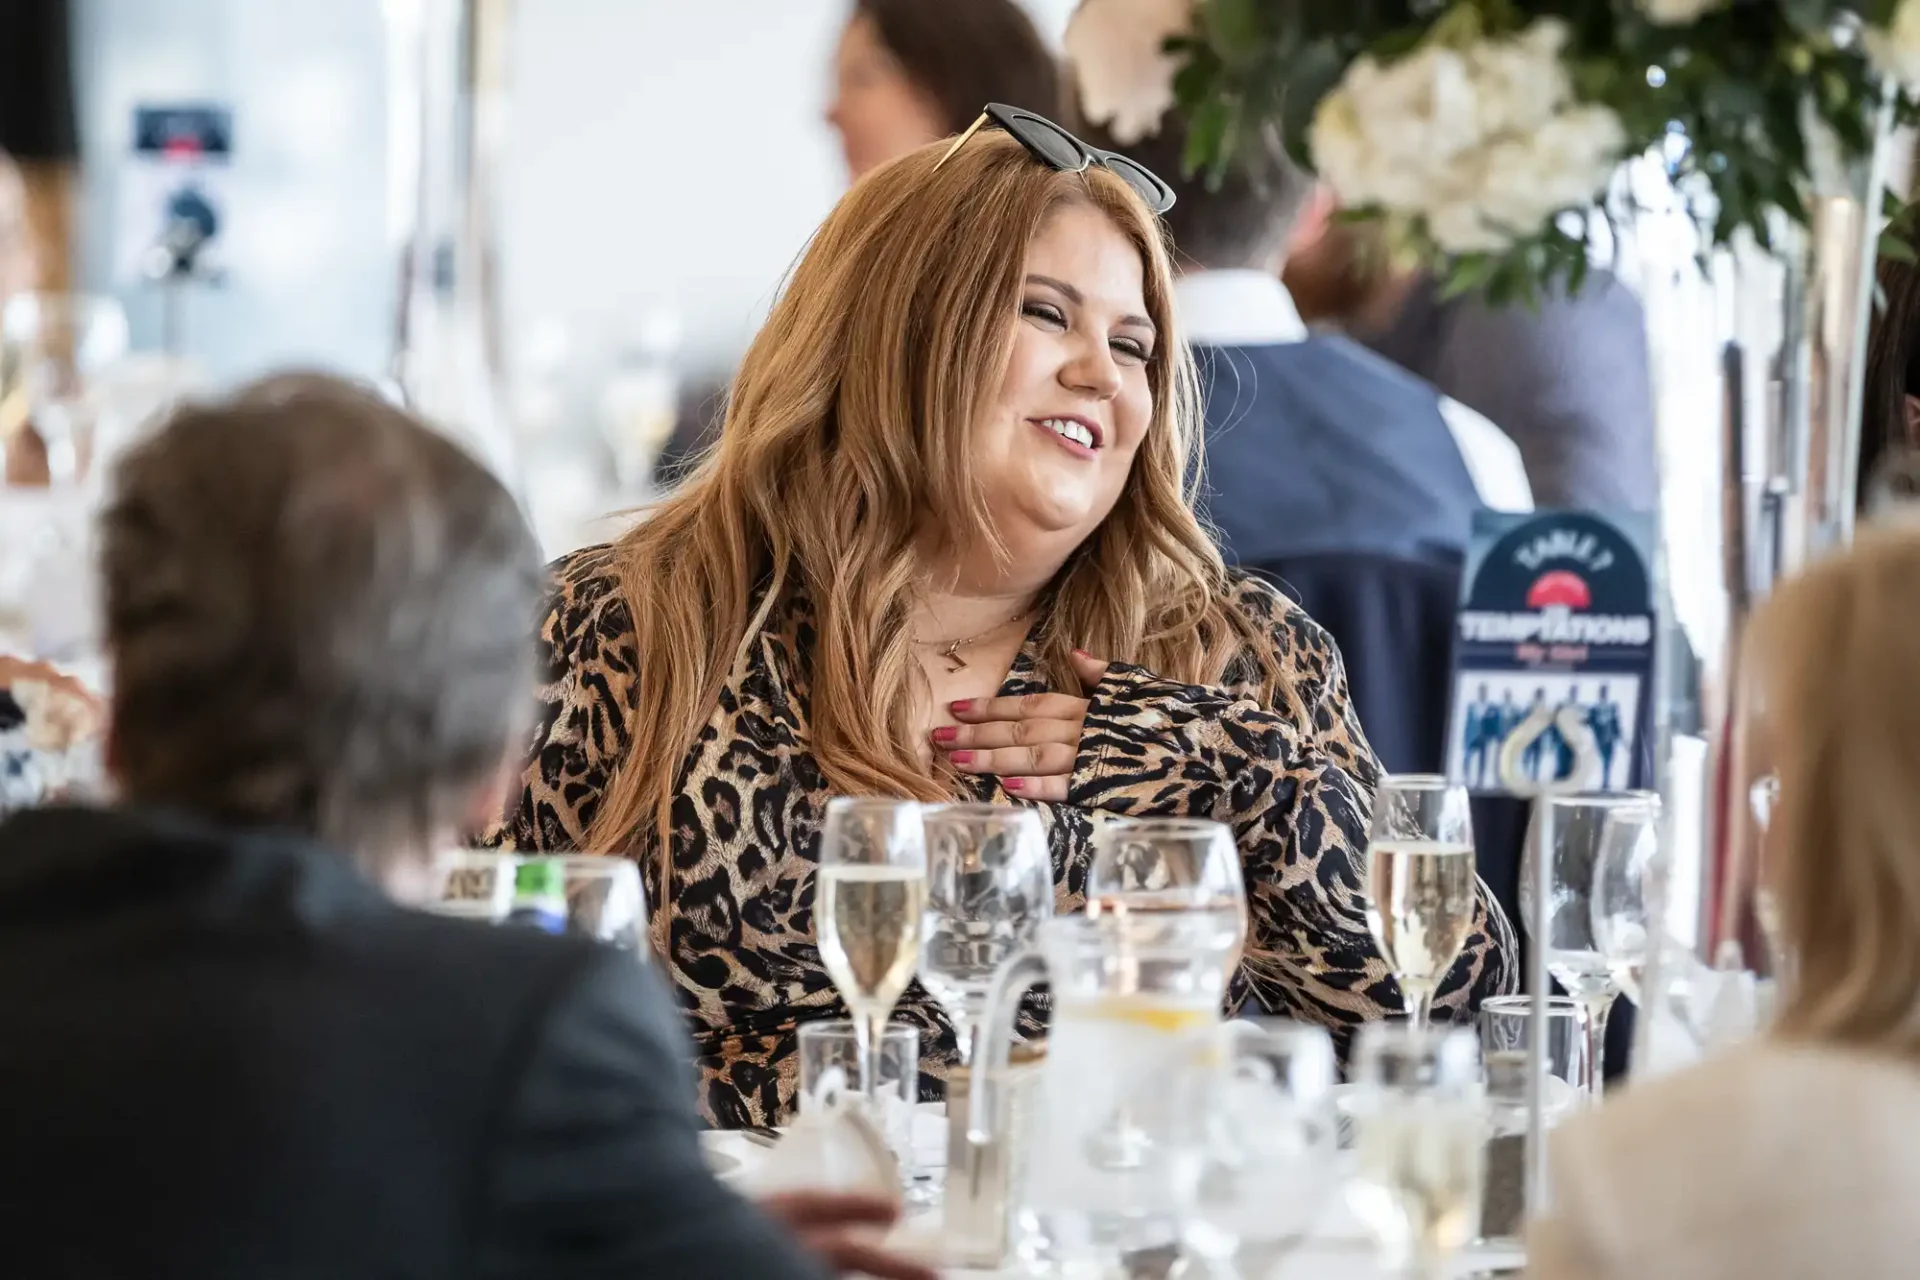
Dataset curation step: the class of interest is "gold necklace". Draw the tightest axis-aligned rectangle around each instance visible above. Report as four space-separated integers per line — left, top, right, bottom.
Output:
915 611 1031 674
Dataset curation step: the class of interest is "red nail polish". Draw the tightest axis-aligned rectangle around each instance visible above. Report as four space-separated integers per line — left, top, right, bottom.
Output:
1003 778 1024 791
950 700 973 714
931 726 958 744
949 751 976 765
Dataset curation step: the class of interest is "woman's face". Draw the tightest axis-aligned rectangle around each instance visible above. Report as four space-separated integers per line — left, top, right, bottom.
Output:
825 13 948 180
972 202 1157 574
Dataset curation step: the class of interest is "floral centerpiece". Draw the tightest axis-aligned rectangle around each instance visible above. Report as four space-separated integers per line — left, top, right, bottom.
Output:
1066 0 1920 300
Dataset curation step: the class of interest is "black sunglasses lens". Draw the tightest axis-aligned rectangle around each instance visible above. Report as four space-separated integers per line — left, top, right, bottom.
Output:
1104 157 1175 214
1008 115 1086 172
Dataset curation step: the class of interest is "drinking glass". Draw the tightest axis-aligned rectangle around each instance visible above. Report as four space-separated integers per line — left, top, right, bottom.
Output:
0 293 130 486
1521 791 1659 1096
1477 995 1583 1245
1087 818 1246 976
817 797 928 1102
1171 1019 1339 1277
798 1019 921 1192
559 856 648 954
1346 1023 1485 1280
1590 801 1663 1006
1364 775 1477 1029
919 803 1052 1065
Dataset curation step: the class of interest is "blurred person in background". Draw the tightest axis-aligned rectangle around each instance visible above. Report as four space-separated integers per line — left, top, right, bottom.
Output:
0 376 932 1280
1285 204 1658 511
1860 253 1920 516
487 119 1516 1128
825 0 1063 181
1528 522 1920 1280
1 150 50 486
659 0 1065 487
1085 107 1530 778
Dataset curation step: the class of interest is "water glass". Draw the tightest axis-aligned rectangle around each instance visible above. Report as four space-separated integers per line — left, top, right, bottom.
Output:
919 803 1051 1065
1477 995 1583 1244
1364 775 1477 1029
798 1019 921 1193
558 856 648 953
1590 802 1663 1006
1522 792 1659 1095
1087 817 1246 977
817 797 927 1102
1346 1023 1485 1280
1176 1020 1339 1276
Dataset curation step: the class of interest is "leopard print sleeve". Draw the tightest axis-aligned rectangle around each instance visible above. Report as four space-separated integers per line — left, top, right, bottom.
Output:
1067 575 1517 1043
479 545 636 853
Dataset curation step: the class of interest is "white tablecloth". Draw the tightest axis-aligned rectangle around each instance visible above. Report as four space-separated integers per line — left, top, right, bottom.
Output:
701 1122 1527 1279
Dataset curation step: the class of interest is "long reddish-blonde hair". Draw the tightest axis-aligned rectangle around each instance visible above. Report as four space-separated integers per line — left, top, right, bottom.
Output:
1756 523 1920 1054
589 132 1290 853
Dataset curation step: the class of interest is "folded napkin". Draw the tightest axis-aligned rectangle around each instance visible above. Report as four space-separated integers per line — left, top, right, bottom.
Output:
735 1103 900 1198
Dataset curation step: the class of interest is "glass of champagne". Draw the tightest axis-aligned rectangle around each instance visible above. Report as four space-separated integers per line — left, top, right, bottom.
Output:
1521 791 1659 1096
1087 818 1246 976
919 804 1052 1065
817 797 928 1102
1590 801 1663 1006
1365 775 1477 1029
1347 1023 1485 1280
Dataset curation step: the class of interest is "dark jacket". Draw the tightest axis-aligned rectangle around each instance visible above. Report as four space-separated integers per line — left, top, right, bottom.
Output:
0 804 827 1279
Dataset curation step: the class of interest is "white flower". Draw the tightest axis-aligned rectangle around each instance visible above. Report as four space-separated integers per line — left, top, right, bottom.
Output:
1637 0 1725 25
1064 0 1197 143
1866 0 1920 87
1308 18 1624 255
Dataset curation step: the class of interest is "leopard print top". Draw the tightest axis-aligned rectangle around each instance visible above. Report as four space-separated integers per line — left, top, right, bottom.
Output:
485 545 1517 1128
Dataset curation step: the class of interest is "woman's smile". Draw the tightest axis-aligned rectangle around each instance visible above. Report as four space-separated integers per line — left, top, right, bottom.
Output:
1029 413 1104 458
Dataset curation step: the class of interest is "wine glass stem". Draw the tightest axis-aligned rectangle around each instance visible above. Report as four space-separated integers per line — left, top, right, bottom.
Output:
853 1011 879 1104
1584 996 1615 1098
1405 981 1434 1031
952 1017 975 1069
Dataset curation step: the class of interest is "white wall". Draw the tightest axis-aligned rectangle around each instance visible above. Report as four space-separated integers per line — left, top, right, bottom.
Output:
72 0 1075 384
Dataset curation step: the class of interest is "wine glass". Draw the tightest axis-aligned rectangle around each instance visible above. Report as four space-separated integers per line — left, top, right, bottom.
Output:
919 804 1052 1065
1589 801 1662 1006
1087 818 1246 975
817 797 928 1102
1346 1023 1485 1280
1364 775 1477 1029
1521 791 1660 1097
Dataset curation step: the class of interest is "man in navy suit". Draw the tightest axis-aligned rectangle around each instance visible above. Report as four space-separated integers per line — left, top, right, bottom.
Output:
1085 109 1531 776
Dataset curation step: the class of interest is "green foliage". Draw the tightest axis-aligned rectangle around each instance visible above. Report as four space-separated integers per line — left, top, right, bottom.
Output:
1166 0 1912 301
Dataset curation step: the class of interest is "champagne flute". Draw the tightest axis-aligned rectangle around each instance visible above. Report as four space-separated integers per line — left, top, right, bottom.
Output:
817 797 928 1102
1364 776 1476 1029
1589 801 1663 1005
919 804 1051 1065
1347 1023 1485 1280
1521 791 1659 1096
1087 818 1246 975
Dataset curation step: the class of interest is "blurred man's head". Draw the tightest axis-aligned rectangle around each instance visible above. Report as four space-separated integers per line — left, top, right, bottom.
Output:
1082 109 1314 274
99 374 541 880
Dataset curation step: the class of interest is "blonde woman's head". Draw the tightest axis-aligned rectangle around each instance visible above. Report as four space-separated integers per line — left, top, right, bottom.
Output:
589 130 1285 852
1756 524 1920 1053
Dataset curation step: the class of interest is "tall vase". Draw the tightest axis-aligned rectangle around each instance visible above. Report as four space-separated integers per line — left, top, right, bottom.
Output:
383 0 522 490
1624 96 1894 1074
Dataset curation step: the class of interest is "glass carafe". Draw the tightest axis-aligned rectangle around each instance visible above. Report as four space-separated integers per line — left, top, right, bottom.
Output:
967 910 1239 1267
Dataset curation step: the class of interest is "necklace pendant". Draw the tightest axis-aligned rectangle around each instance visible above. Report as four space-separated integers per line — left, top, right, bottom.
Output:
941 641 968 673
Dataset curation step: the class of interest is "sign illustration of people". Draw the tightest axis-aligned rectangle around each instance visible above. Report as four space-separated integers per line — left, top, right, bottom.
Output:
1588 682 1624 788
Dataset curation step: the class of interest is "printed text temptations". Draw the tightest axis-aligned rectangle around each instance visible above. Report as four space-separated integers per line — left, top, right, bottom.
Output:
1458 608 1654 646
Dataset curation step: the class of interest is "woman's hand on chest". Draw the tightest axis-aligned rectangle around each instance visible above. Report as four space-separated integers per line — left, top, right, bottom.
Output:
929 649 1108 801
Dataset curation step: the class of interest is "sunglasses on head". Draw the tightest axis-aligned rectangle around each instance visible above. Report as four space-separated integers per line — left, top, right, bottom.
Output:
935 103 1176 216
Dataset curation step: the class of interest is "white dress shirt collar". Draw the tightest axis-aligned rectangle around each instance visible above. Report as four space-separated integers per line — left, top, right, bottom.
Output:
1174 270 1309 347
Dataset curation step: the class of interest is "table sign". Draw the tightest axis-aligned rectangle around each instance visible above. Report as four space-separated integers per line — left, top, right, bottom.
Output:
1445 510 1658 798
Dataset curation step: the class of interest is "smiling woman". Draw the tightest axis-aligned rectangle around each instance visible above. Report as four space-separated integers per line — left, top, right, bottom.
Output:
485 126 1517 1127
